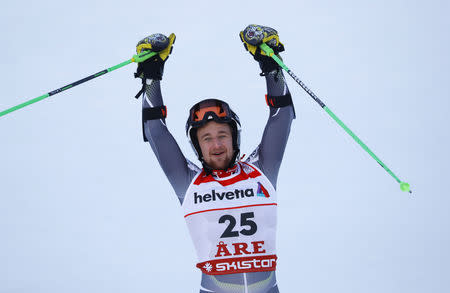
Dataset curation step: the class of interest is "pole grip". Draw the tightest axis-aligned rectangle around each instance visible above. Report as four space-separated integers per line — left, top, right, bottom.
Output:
132 51 157 63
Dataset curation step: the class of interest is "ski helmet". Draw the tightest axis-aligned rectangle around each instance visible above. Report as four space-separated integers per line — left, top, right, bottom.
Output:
185 99 241 169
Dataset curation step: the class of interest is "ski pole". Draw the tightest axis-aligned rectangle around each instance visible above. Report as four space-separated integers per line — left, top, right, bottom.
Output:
0 50 157 118
259 43 411 193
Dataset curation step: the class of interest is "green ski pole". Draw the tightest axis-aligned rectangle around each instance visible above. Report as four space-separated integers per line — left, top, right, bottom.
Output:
259 43 412 193
0 50 157 118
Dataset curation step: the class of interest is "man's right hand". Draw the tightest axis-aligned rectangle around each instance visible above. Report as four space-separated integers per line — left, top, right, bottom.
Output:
135 33 176 81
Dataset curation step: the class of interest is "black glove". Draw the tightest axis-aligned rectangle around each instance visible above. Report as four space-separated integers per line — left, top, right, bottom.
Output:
134 33 176 81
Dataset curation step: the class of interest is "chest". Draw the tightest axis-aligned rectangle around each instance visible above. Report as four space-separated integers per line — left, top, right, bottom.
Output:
182 165 276 215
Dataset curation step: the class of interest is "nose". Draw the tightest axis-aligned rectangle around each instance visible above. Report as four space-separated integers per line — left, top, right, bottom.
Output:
211 137 223 148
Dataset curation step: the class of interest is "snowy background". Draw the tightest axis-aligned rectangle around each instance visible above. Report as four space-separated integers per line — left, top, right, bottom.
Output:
1 0 449 292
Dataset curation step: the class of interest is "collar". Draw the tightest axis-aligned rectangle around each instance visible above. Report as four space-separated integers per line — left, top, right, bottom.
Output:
211 163 240 179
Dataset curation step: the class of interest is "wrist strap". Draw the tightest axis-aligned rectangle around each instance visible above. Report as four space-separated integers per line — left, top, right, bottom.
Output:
143 105 167 120
265 93 293 108
142 106 167 142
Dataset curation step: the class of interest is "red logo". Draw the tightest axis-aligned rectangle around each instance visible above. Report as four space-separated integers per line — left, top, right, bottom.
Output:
197 255 277 275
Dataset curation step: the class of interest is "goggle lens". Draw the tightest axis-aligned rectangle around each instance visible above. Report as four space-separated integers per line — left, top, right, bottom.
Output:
193 105 228 121
190 100 230 122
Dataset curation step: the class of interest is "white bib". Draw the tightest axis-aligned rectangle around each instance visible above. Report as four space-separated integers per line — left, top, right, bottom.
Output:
182 162 277 275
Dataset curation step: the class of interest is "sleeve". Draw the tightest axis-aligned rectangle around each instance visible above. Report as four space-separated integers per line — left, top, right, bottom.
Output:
140 79 200 204
253 70 295 189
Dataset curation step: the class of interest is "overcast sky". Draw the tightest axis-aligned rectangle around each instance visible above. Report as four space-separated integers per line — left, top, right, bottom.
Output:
1 0 449 292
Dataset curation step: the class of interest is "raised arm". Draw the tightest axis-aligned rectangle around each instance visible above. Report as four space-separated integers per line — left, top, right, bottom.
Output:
240 25 296 188
134 34 199 203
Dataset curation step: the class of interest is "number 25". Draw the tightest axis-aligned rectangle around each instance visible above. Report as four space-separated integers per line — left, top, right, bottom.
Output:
218 212 257 238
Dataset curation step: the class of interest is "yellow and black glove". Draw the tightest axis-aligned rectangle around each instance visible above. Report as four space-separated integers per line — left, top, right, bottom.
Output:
239 25 284 75
135 33 176 80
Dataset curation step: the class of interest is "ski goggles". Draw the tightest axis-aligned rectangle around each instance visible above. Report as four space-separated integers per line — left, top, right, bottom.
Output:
188 99 235 127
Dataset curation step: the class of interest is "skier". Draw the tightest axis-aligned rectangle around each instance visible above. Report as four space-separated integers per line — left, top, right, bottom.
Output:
134 25 295 293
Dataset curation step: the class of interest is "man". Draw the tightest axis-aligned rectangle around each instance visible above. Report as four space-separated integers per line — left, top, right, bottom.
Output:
135 25 295 293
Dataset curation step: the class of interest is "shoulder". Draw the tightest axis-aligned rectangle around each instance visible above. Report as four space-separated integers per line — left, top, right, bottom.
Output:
245 145 260 164
186 158 202 174
245 145 264 171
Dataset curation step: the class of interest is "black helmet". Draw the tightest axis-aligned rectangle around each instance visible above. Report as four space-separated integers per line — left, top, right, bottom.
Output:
185 99 241 170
